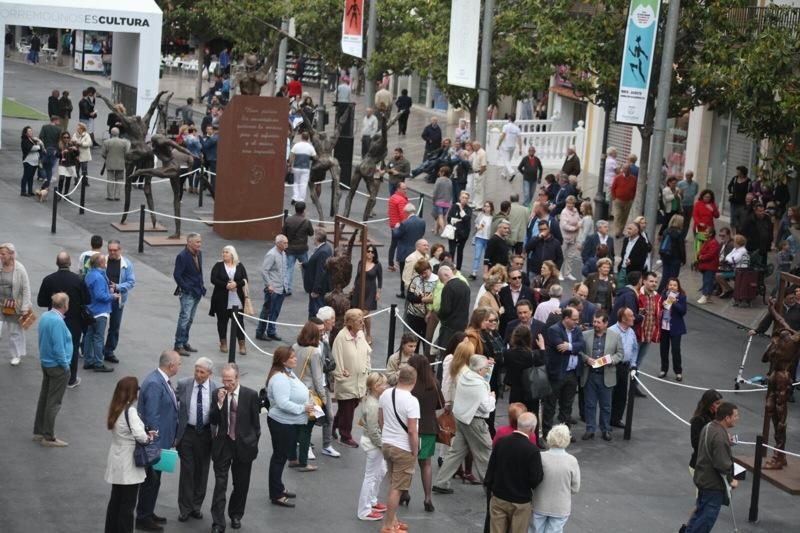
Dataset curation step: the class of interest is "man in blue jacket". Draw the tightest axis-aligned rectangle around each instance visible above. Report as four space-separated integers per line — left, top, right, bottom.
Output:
34 292 73 447
610 271 643 326
103 240 135 363
303 229 333 318
543 306 585 436
137 350 182 531
173 233 205 357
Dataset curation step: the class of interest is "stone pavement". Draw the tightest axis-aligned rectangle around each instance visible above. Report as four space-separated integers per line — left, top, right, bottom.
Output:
0 61 796 533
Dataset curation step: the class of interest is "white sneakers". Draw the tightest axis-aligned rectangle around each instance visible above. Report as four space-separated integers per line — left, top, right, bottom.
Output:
67 377 82 389
40 438 68 447
10 356 21 366
697 295 709 305
321 446 341 458
308 447 316 461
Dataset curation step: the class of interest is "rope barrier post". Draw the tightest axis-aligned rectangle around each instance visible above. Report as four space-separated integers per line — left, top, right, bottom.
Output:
228 306 240 364
417 196 423 218
138 204 145 254
198 174 204 207
748 434 764 523
624 369 636 440
79 176 87 215
283 209 288 222
51 189 59 234
387 304 397 362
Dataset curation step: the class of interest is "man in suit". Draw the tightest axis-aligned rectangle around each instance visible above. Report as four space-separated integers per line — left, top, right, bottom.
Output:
436 265 471 349
37 252 89 388
209 363 260 532
609 307 641 430
176 357 220 522
498 268 534 335
564 283 597 330
102 127 130 200
254 235 288 342
173 233 205 357
504 299 546 348
543 307 585 436
580 310 624 441
393 203 426 296
580 219 615 267
136 351 182 531
303 228 333 318
484 412 543 532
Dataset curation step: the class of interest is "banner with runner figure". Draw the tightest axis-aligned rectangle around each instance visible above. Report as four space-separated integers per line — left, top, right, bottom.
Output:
616 0 661 125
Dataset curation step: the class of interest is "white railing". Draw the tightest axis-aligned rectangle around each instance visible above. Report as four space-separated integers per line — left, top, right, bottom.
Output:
487 121 585 169
486 119 554 133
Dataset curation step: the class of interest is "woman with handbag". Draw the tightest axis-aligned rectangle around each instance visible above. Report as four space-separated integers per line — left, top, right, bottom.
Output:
104 376 155 533
56 130 80 194
659 278 689 381
332 308 372 448
209 245 249 355
503 325 546 410
584 258 616 313
357 373 389 521
289 322 326 472
432 166 453 235
266 346 316 508
0 243 32 366
20 126 42 197
72 122 92 181
350 244 382 345
445 191 473 271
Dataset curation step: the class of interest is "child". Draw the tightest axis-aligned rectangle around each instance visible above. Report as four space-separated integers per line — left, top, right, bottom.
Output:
356 373 389 521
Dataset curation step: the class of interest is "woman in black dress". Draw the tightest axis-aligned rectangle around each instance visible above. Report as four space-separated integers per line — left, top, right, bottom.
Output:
446 191 473 271
351 244 383 344
209 245 249 355
479 308 506 438
503 324 546 411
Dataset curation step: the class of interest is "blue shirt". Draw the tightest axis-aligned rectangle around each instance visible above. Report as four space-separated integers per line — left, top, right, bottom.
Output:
38 310 73 369
609 323 639 367
565 328 578 372
267 371 310 425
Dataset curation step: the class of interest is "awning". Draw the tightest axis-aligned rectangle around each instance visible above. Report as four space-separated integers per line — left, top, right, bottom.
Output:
549 85 585 102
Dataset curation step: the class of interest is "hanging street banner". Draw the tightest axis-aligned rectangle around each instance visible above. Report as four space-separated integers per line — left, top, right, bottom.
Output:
447 0 481 88
616 0 661 125
341 0 365 58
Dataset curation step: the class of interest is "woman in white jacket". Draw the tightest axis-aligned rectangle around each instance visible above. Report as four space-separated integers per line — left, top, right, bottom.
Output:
559 195 582 281
104 376 154 533
356 373 389 521
72 122 92 180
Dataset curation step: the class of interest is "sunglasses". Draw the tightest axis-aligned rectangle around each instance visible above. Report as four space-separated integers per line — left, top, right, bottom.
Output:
510 276 522 280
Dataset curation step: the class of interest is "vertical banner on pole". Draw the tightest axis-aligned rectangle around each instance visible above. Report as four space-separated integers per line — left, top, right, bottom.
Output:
341 0 365 58
616 0 661 125
447 0 481 89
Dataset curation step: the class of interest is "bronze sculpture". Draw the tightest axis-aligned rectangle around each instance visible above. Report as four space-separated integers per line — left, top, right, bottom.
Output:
304 106 351 221
234 53 270 96
761 299 800 470
324 232 357 339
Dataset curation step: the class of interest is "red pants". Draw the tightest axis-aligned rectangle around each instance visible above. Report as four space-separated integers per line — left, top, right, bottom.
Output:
333 398 360 441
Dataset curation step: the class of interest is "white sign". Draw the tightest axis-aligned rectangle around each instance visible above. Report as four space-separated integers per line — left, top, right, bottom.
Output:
447 0 480 89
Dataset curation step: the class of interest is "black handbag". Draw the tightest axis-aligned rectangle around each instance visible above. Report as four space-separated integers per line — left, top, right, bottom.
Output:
124 408 162 467
522 364 552 402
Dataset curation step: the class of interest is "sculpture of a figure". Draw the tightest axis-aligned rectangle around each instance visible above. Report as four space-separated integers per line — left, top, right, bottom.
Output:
234 53 270 96
342 108 405 220
324 230 361 337
761 298 800 469
304 106 351 221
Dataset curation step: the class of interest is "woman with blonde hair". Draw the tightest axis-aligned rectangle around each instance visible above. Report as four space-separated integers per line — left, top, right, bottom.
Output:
72 122 92 181
473 264 507 310
208 245 249 354
584 257 616 312
357 372 389 520
532 260 560 299
0 243 32 366
464 307 492 356
477 276 504 316
332 308 372 447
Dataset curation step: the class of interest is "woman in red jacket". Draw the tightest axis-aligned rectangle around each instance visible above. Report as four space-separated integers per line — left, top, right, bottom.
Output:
691 189 720 259
696 228 721 305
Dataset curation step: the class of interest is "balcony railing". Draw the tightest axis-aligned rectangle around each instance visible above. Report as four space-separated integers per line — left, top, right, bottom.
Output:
727 5 800 34
487 121 586 169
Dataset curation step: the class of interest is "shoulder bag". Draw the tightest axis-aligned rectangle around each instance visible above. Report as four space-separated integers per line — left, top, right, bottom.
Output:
123 408 161 467
299 348 324 418
436 411 456 446
242 279 255 316
391 387 408 433
441 224 456 240
522 362 552 402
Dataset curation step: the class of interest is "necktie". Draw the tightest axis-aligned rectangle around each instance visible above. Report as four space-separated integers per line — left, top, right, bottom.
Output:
228 393 237 440
196 384 204 432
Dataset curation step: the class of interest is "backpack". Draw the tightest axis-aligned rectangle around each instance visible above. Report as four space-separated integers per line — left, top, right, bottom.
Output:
659 232 673 257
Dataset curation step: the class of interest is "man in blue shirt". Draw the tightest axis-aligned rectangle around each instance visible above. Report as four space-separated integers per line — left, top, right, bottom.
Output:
609 307 640 429
34 292 73 447
581 310 624 441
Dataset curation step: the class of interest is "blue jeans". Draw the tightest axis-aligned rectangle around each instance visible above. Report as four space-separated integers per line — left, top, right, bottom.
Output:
531 512 569 533
285 252 307 294
22 163 37 195
308 293 325 320
42 148 58 183
685 489 724 533
174 293 201 349
523 180 535 207
472 237 488 275
583 371 612 432
256 291 285 337
104 300 124 357
701 271 715 296
83 315 108 368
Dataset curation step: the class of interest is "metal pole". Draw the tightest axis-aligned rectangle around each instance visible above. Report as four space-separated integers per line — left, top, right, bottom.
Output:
138 204 145 254
623 368 636 440
644 0 681 244
387 303 397 362
748 434 764 522
51 187 59 234
198 171 204 208
594 108 611 220
276 18 289 89
365 0 378 108
79 176 86 215
475 0 495 147
228 306 239 364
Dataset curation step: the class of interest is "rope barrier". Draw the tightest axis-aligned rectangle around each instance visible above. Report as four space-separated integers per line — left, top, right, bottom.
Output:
339 181 420 202
143 208 284 224
635 370 785 393
231 312 274 357
394 312 446 351
730 439 800 459
240 312 308 328
365 307 392 319
55 191 140 216
85 174 172 185
631 373 691 426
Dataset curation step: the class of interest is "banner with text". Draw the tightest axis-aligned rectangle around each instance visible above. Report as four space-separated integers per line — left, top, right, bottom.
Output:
341 0 365 58
447 0 481 89
616 0 661 125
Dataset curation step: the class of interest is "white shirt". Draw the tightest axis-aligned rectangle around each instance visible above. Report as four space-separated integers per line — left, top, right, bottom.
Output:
361 114 379 137
379 387 420 453
501 122 521 149
475 213 493 240
534 297 561 323
225 264 242 309
188 379 211 426
604 156 618 187
290 141 317 170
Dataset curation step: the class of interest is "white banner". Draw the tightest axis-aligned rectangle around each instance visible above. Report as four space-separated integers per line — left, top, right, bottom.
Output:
341 0 364 58
447 0 480 89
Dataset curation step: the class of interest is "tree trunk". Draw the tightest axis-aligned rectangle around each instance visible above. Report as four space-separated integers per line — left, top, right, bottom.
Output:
195 45 204 101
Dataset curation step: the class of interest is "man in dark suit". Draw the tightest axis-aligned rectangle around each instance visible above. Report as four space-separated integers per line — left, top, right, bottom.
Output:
136 351 182 532
393 202 426 279
543 307 585 436
436 265 471 349
210 363 261 532
37 252 89 388
580 219 615 266
504 299 546 348
176 357 220 522
498 268 534 335
303 228 333 318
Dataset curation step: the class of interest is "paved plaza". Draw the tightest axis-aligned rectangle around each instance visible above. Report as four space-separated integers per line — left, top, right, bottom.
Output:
0 63 798 532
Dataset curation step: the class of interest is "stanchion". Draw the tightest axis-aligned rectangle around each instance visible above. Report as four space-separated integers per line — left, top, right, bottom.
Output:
79 176 86 215
198 177 204 208
283 209 288 222
624 369 636 440
748 434 764 522
228 306 240 364
387 304 397 362
417 196 424 218
51 188 59 234
138 204 145 254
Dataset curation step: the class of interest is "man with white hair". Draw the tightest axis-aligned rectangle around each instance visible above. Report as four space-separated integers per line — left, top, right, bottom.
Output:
314 307 341 458
176 357 220 522
485 411 543 533
534 284 563 323
400 238 429 299
561 145 581 177
255 235 288 342
102 126 130 201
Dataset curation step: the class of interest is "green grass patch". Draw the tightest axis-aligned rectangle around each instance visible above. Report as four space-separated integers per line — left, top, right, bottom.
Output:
3 97 48 120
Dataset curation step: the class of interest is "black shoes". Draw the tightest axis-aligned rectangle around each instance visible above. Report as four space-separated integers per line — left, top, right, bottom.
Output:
104 354 120 364
94 365 114 373
581 432 595 440
432 486 454 495
267 334 282 342
135 518 163 531
151 515 167 524
602 431 613 441
611 420 626 429
183 344 198 353
190 511 203 519
178 514 190 522
255 334 269 341
176 346 191 357
230 517 242 529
